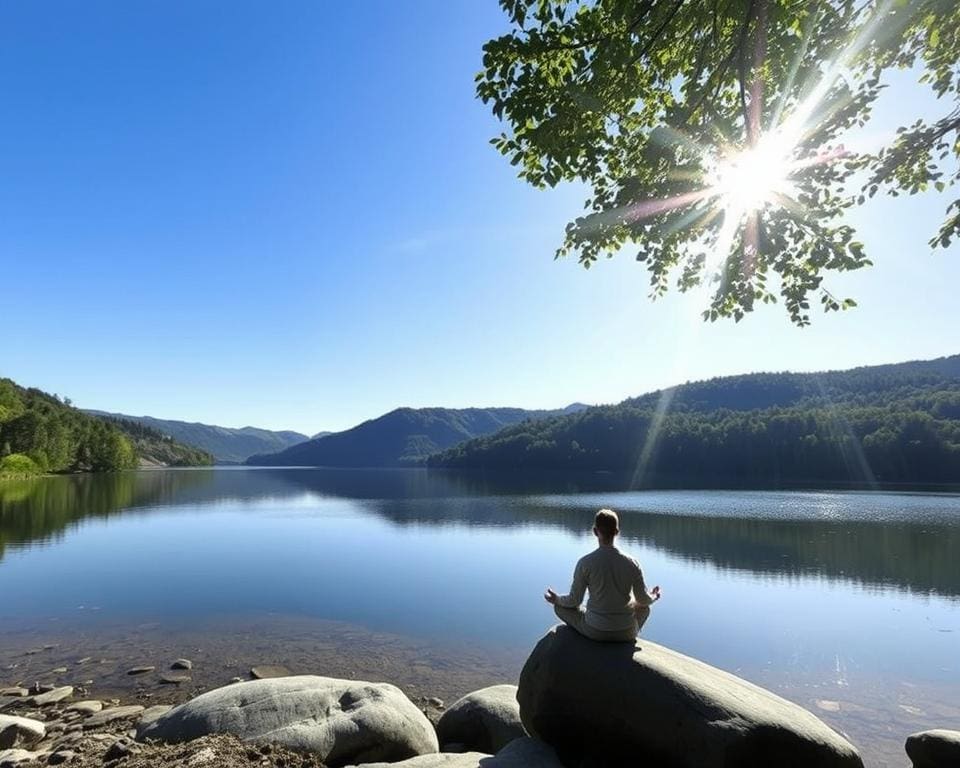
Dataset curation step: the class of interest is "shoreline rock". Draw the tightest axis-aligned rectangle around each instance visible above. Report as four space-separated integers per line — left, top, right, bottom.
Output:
518 625 864 768
906 729 960 768
435 684 525 754
139 675 439 767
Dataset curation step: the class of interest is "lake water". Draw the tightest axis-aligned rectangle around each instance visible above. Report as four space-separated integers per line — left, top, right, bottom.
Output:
1 468 958 766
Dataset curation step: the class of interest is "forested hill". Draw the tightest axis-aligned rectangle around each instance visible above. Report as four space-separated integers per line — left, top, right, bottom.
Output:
429 355 960 487
85 412 309 464
0 378 137 476
247 405 588 468
95 415 214 468
625 355 960 412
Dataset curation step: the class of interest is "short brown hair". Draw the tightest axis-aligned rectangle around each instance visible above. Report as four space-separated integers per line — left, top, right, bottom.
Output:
594 508 619 537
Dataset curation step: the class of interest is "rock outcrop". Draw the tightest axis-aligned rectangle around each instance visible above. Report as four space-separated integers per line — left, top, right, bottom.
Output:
518 626 864 768
435 685 526 753
137 675 438 767
905 729 960 768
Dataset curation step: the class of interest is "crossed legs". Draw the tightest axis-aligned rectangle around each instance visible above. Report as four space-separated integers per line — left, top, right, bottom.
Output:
553 603 651 643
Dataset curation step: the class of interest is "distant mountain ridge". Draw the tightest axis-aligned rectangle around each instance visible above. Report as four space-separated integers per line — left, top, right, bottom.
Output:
85 411 309 464
429 354 960 487
247 404 589 467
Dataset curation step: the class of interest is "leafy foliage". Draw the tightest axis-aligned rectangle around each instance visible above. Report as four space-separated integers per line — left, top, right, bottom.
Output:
429 354 960 485
478 0 959 324
0 378 137 474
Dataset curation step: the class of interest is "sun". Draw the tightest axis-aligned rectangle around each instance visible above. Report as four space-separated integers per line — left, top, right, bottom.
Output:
710 136 797 217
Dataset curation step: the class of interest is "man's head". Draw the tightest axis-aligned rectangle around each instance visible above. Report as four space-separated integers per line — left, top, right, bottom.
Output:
593 508 619 544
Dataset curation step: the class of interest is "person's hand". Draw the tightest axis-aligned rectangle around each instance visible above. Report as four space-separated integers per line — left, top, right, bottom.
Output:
651 585 662 602
544 588 558 605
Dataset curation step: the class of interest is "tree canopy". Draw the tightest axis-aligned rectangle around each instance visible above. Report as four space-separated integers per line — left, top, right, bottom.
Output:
477 0 959 324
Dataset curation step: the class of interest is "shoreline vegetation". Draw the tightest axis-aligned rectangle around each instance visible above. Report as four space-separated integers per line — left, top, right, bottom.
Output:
0 378 213 481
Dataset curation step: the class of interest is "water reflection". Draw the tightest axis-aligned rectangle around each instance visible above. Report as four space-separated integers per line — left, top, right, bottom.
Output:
2 468 958 601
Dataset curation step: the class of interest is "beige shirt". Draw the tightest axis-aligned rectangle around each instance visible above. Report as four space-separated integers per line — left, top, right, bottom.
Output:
556 545 652 631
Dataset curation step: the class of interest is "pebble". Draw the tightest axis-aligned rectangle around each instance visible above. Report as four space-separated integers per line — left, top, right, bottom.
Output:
427 696 444 709
171 659 193 670
51 668 67 675
48 750 77 765
159 673 191 685
104 737 139 762
76 658 92 665
28 687 73 707
137 705 172 730
249 665 291 680
83 706 144 729
126 666 155 676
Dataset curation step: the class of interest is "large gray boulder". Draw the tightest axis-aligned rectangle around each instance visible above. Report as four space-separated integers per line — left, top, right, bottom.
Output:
347 736 562 767
519 626 863 768
905 730 960 768
436 685 526 753
137 675 438 767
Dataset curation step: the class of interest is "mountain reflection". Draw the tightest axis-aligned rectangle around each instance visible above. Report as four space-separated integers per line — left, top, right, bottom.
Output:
1 468 958 599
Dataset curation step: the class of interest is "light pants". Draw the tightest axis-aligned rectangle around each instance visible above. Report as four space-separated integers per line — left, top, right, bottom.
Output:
553 603 651 643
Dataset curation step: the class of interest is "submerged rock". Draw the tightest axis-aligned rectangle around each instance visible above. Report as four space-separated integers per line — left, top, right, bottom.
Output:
171 659 193 670
905 729 960 768
159 673 191 685
435 685 525 753
518 626 863 768
138 675 438 767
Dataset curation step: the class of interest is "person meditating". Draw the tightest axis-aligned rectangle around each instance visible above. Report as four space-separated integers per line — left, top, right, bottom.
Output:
545 508 661 642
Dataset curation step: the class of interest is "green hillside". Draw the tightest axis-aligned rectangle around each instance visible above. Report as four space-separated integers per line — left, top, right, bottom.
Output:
429 355 960 487
0 378 137 476
247 405 587 467
85 411 309 463
95 415 214 467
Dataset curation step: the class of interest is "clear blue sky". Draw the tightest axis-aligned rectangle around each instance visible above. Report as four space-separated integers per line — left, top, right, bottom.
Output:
2 2 957 434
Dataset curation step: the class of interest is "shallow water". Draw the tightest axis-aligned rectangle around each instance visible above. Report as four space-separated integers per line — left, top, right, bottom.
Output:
1 468 958 766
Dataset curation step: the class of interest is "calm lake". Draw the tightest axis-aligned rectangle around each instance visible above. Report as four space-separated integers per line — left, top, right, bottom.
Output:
1 468 958 766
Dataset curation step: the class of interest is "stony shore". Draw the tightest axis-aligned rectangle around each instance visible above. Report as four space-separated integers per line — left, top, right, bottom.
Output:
2 627 958 768
0 662 447 768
